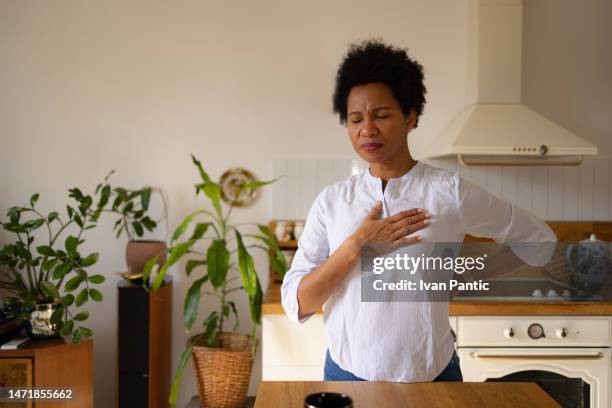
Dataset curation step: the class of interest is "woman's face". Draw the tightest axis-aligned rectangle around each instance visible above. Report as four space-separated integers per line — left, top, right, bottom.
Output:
346 82 415 164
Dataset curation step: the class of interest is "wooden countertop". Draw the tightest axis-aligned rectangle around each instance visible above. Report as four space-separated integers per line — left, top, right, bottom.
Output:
263 282 612 315
254 381 560 408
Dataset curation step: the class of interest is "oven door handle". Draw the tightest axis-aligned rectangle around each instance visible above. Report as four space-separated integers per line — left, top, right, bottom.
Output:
469 351 604 359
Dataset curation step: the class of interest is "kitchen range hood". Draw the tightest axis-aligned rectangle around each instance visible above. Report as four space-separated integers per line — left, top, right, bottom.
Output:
425 0 598 166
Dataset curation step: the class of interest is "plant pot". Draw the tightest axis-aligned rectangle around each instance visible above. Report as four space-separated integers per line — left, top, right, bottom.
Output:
189 332 255 408
125 240 167 275
24 302 61 339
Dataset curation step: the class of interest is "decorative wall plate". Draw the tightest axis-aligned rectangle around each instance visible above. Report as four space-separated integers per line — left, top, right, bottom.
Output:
219 168 258 207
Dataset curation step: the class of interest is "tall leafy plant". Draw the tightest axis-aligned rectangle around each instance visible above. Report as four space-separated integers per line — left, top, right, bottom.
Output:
145 155 287 406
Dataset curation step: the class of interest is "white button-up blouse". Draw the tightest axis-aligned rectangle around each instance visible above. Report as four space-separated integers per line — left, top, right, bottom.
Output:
281 160 556 382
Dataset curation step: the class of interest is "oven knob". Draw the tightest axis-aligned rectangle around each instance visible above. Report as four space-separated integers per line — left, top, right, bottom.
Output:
555 328 567 339
503 328 514 338
527 323 545 339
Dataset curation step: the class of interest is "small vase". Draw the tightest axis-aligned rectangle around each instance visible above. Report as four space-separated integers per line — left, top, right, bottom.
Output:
274 221 293 242
24 302 61 339
293 221 305 241
126 240 167 275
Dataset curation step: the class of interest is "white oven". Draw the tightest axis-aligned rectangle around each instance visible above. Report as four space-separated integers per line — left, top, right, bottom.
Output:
457 316 611 408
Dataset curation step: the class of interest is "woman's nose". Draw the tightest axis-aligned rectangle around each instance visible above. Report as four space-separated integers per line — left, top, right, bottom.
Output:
360 116 379 137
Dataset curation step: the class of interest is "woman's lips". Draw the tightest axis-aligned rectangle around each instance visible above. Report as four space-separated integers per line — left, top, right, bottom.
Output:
361 143 383 152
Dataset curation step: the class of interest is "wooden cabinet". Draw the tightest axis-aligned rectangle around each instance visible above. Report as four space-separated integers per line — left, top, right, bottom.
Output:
262 312 458 380
0 339 93 407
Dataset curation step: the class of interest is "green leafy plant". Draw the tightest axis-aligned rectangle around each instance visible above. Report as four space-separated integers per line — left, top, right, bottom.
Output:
0 172 163 343
108 181 168 241
146 155 287 407
0 184 111 343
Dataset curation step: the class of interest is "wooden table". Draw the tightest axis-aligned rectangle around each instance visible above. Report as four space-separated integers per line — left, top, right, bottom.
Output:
254 381 561 408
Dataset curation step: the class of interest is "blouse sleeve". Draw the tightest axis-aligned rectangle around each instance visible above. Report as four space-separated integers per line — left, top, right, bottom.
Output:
280 187 331 323
453 173 557 266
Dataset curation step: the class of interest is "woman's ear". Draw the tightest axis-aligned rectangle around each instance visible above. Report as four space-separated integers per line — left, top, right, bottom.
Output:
405 109 417 132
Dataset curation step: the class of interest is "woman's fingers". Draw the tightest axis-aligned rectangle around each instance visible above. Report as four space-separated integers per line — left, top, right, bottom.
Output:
389 218 429 241
387 208 423 223
389 212 430 236
393 235 422 245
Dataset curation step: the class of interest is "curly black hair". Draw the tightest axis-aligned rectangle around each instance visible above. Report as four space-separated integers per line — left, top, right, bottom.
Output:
332 39 427 128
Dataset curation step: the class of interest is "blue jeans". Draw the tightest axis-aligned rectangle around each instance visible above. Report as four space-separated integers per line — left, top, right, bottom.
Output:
323 349 463 382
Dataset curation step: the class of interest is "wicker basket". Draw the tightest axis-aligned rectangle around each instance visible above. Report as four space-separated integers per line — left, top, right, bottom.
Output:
190 332 255 408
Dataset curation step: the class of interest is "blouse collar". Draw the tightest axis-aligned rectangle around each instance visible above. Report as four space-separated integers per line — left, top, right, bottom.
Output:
363 161 423 189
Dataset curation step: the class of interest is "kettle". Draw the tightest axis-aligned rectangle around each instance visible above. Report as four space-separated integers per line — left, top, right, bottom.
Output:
566 233 611 296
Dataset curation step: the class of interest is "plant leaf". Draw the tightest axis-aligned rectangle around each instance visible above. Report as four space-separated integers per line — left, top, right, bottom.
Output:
140 187 152 210
171 210 205 242
40 281 60 299
97 185 111 210
53 262 72 280
42 258 59 273
132 221 144 237
74 311 89 321
60 319 74 336
168 347 193 407
185 259 206 277
22 218 45 231
88 288 103 301
202 183 223 218
153 241 193 290
227 301 240 331
78 327 93 337
75 288 89 307
50 306 64 325
236 177 279 201
64 275 82 292
183 276 207 331
190 223 209 241
191 154 211 183
88 274 105 284
81 253 99 267
30 193 40 207
202 311 218 346
61 294 75 307
206 239 229 288
37 246 56 257
72 327 83 343
65 236 79 257
235 230 255 297
248 277 263 325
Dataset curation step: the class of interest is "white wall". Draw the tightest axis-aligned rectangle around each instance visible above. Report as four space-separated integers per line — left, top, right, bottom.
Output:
0 1 470 407
522 0 612 157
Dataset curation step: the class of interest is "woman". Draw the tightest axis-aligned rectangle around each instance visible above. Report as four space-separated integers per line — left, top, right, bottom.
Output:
281 40 555 382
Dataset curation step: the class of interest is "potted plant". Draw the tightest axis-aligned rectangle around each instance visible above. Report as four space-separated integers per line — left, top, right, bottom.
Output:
146 155 287 408
0 183 111 343
108 180 169 280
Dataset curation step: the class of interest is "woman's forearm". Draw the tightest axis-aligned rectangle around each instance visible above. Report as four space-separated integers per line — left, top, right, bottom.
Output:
296 235 361 319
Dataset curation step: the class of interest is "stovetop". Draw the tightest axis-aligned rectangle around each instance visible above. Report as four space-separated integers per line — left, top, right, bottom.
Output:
451 277 606 302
